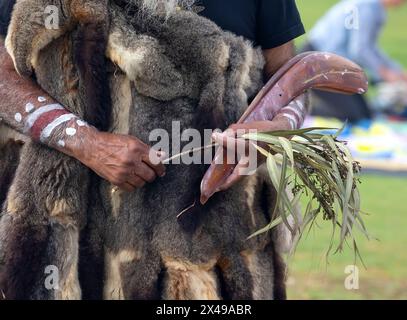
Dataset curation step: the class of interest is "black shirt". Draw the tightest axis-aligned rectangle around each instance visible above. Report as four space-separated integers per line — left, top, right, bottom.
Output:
199 0 305 49
1 1 305 47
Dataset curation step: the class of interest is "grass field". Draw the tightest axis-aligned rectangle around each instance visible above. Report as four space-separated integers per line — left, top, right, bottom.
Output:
288 174 407 299
287 0 407 300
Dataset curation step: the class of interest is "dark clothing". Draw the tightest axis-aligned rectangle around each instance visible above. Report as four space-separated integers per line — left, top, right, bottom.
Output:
199 0 305 48
311 91 372 123
1 0 305 49
0 0 15 36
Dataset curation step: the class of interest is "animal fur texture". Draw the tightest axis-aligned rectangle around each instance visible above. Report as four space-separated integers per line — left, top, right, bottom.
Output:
0 0 294 300
0 0 111 300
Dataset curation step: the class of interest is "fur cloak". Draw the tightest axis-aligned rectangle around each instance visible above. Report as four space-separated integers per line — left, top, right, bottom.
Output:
0 2 291 300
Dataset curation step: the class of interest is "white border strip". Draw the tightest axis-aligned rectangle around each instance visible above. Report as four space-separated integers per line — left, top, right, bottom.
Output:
282 113 298 129
284 105 303 121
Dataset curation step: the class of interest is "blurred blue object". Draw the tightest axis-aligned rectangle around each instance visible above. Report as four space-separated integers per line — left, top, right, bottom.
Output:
308 0 403 82
304 115 407 170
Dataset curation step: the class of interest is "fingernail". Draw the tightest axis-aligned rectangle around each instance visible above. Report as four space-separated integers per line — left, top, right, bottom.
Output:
212 132 224 140
157 151 166 158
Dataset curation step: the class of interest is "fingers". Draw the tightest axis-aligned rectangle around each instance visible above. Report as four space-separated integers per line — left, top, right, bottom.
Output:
117 182 136 192
117 144 166 190
143 150 166 177
216 157 255 192
133 162 156 184
126 137 166 178
117 179 145 192
85 132 168 191
228 120 290 135
115 173 147 192
216 168 244 192
211 132 248 152
117 155 163 191
212 121 289 149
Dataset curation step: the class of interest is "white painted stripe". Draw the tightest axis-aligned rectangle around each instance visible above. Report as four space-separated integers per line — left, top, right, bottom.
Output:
284 105 303 121
24 104 64 132
282 113 298 129
40 114 77 143
296 100 305 112
286 118 296 130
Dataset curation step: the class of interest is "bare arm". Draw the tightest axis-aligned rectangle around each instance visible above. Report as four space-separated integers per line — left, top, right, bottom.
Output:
263 41 310 130
348 6 404 83
263 41 296 79
215 41 309 138
0 40 165 190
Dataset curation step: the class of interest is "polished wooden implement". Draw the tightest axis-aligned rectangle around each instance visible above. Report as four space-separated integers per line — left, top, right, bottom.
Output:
200 52 369 204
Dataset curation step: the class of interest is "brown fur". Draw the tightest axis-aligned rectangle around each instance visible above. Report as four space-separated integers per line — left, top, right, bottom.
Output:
1 1 289 300
0 139 23 209
0 0 111 299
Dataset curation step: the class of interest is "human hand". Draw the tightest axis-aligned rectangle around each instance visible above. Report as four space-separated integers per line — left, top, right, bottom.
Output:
73 128 166 191
211 117 292 192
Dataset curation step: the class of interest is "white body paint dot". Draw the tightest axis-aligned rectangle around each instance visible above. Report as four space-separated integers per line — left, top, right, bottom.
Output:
25 103 35 113
76 120 86 127
14 113 22 123
38 96 47 103
66 128 77 136
57 140 65 147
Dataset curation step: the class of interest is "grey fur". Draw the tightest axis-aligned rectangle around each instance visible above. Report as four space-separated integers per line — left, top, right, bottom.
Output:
0 1 289 300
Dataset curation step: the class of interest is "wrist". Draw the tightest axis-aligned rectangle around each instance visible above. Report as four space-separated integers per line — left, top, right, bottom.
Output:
59 124 100 164
36 111 99 165
274 97 307 130
271 115 294 131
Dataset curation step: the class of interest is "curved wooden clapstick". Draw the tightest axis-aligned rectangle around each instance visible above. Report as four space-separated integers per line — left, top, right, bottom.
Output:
200 52 368 204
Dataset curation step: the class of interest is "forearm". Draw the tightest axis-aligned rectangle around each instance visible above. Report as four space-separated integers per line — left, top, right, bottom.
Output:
375 47 402 72
0 39 96 157
1 37 165 190
262 41 309 130
263 42 295 80
273 92 310 130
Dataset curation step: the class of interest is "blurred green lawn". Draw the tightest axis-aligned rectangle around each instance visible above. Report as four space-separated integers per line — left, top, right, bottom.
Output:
288 174 407 299
287 0 407 300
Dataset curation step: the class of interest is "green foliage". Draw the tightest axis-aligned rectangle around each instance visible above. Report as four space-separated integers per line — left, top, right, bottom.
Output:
288 174 407 300
289 0 407 299
244 127 370 261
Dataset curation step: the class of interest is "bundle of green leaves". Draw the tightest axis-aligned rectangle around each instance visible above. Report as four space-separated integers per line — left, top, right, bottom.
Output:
244 127 371 262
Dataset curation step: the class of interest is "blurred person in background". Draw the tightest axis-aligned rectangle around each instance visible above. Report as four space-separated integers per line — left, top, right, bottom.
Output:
303 0 407 122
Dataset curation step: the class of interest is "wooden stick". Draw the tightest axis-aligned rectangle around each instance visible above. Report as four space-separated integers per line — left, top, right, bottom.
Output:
162 143 219 164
